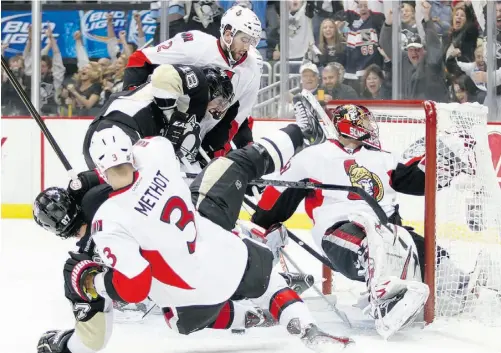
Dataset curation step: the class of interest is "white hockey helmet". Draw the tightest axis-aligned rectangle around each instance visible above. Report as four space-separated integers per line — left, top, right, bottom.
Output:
220 5 261 46
89 126 134 178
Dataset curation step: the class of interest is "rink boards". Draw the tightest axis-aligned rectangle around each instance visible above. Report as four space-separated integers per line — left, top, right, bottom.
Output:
1 116 501 235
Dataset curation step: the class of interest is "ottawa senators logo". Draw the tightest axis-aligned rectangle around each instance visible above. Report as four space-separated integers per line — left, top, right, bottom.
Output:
344 159 384 201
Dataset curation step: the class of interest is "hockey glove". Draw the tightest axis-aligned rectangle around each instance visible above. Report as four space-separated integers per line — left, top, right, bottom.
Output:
244 223 289 266
67 170 102 204
37 329 73 353
163 110 190 150
63 252 102 302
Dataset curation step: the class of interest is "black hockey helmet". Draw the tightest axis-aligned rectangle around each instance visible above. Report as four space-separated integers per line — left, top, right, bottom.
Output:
202 66 235 119
33 187 84 239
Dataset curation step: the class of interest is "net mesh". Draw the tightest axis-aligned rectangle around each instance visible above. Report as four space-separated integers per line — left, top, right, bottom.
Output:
327 101 501 325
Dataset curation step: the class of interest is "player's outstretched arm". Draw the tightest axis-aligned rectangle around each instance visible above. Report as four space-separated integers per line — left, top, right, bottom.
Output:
90 215 153 305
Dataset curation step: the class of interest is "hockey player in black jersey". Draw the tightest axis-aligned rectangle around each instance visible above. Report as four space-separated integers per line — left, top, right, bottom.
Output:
82 64 234 171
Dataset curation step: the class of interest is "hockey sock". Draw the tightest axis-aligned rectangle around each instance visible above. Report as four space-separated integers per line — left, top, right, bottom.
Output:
253 124 304 174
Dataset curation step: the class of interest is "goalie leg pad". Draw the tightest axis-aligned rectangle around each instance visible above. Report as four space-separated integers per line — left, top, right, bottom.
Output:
321 221 367 282
349 213 429 339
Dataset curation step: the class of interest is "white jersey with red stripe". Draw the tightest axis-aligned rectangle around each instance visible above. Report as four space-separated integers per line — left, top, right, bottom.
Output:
91 136 248 308
257 140 424 253
131 30 262 137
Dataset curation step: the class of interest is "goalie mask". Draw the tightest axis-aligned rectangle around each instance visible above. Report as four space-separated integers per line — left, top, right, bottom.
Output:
331 104 381 150
33 187 83 239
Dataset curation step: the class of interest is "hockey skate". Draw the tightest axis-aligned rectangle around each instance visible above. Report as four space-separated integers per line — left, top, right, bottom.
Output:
287 318 354 352
280 272 315 295
292 93 326 146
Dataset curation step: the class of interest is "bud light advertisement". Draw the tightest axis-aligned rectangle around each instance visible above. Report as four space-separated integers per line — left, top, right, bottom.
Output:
1 10 157 59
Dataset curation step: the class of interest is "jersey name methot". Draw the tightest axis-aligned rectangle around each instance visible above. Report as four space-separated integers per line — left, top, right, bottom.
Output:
134 170 170 216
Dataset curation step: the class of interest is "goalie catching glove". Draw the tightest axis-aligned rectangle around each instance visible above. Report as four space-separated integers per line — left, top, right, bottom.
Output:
63 252 102 302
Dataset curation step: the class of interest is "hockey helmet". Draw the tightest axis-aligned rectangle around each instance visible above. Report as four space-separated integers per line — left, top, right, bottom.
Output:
33 187 83 238
89 126 134 180
330 104 381 150
220 5 261 47
202 66 235 119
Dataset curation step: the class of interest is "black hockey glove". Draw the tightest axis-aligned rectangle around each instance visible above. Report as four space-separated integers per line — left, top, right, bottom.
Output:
67 170 102 204
37 329 73 353
163 110 189 150
63 252 102 302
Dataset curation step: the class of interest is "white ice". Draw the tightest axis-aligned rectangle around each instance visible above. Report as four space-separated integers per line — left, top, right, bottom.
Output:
1 220 499 353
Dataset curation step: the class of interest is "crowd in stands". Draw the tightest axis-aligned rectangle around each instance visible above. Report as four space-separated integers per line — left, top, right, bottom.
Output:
1 0 500 117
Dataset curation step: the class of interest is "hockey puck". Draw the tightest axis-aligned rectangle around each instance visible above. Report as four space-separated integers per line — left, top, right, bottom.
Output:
231 328 246 335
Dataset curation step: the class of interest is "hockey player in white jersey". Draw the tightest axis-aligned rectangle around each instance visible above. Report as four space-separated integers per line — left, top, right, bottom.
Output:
251 102 478 339
124 5 262 155
44 99 353 353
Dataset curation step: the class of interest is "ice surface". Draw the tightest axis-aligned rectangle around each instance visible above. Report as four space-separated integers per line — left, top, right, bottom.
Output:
1 220 499 353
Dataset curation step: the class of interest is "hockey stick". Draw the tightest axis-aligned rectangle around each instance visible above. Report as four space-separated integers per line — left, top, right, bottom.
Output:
1 56 79 183
183 173 389 226
280 249 352 328
242 196 336 271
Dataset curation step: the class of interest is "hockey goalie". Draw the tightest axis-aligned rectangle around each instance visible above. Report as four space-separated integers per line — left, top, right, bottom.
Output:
251 99 486 339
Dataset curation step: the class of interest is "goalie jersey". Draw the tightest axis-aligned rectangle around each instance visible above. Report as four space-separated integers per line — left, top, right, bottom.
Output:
251 140 426 253
91 136 249 308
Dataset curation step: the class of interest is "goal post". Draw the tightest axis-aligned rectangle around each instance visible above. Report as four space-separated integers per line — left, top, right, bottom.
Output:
322 100 501 325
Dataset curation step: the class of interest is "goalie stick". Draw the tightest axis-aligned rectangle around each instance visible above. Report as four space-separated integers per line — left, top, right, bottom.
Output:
1 55 80 184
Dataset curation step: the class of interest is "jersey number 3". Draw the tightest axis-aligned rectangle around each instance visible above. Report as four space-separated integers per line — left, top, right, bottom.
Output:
160 196 197 254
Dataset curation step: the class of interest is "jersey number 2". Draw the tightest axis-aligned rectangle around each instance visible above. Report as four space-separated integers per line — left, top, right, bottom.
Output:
160 196 197 254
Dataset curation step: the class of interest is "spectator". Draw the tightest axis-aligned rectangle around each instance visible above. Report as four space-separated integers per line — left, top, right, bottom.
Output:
450 45 486 92
106 13 144 60
319 63 358 101
430 0 452 37
184 1 222 38
443 2 479 64
452 74 486 104
277 62 319 118
313 18 346 69
299 62 320 93
360 63 391 100
100 54 127 106
60 62 102 116
151 1 188 45
334 0 385 93
270 0 314 65
400 1 420 47
1 52 29 116
380 1 449 102
305 1 344 43
23 25 65 116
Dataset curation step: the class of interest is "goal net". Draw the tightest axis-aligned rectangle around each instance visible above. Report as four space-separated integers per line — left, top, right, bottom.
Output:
323 100 501 325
